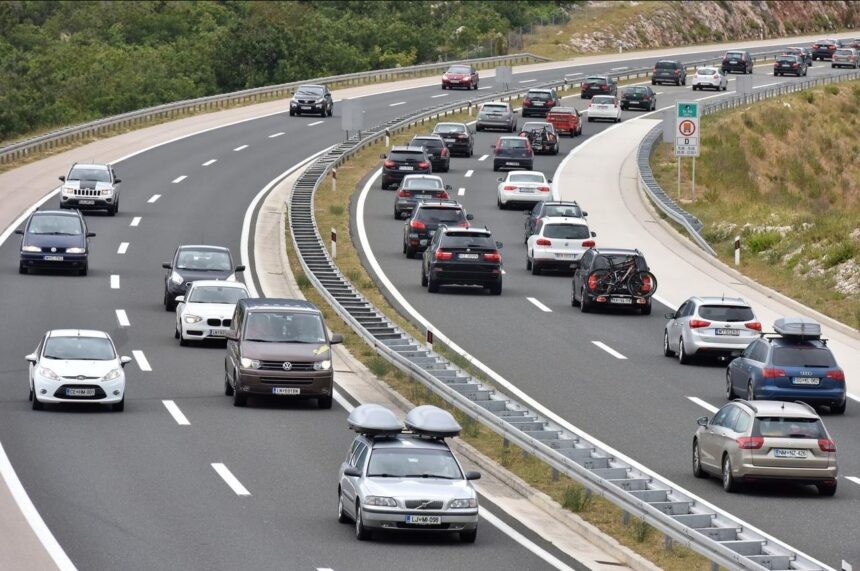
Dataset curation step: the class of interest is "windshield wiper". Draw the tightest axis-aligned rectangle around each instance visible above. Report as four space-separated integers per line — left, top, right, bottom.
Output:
367 473 399 478
403 474 458 479
243 338 275 343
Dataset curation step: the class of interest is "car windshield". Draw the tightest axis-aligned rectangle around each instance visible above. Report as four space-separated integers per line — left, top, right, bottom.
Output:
755 417 826 439
412 138 444 149
440 234 495 249
697 305 754 322
434 124 465 134
28 215 82 235
403 178 442 190
697 68 717 75
592 96 614 105
243 311 326 343
176 250 232 271
656 61 677 69
366 448 463 479
593 254 645 270
544 204 582 217
509 173 544 183
482 104 508 113
544 224 590 239
772 346 837 367
67 167 111 182
499 138 527 149
44 336 115 360
447 65 471 74
188 286 248 304
416 208 464 223
296 86 324 97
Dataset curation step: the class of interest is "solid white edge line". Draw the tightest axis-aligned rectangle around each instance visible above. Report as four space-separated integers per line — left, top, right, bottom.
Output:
202 159 217 166
110 275 120 289
464 169 474 178
308 121 324 126
115 309 130 327
519 79 537 83
171 175 187 183
0 440 76 571
591 341 627 360
431 93 448 98
162 400 190 426
457 187 465 196
526 297 552 313
389 101 407 107
117 242 129 255
130 216 141 226
211 463 251 496
845 476 860 486
686 396 719 414
131 350 151 372
147 195 160 204
848 392 860 403
233 144 248 151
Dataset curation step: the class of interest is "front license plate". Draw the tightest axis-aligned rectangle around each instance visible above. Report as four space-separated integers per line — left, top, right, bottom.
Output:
609 297 633 304
792 377 820 385
450 79 460 83
400 166 414 171
301 106 311 110
208 329 225 337
44 255 64 261
78 199 95 205
273 387 301 395
715 329 740 336
66 388 95 397
406 515 442 525
774 448 808 458
459 253 479 259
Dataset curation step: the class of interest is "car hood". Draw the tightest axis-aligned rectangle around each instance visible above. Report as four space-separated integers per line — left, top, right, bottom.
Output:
361 477 474 500
240 340 330 361
24 234 85 249
173 268 233 282
181 302 237 318
39 359 119 378
63 180 114 190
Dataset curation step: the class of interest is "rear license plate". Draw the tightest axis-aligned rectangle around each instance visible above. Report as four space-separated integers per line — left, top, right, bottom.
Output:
792 377 820 385
400 166 414 171
78 199 95 205
715 329 740 336
773 449 808 458
66 388 95 397
730 60 738 64
459 253 479 259
273 387 301 395
505 161 518 166
406 515 442 525
610 297 633 304
44 255 64 261
444 138 456 143
208 329 225 337
416 194 431 199
519 188 534 193
556 253 574 259
533 102 544 106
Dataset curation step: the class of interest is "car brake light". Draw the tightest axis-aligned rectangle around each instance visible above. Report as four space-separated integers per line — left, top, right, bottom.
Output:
736 436 764 449
410 220 426 230
483 251 501 262
689 319 711 328
503 185 517 191
792 63 799 67
580 82 587 89
762 368 786 378
383 160 395 168
441 147 449 157
601 85 608 90
818 439 837 452
536 238 552 246
418 162 430 169
674 69 680 75
439 191 449 199
651 67 657 73
812 44 820 49
398 190 410 197
458 133 468 139
458 221 470 228
826 370 845 381
745 321 762 331
774 63 779 67
581 240 595 248
537 186 550 192
435 250 453 260
587 274 599 290
547 99 555 105
713 74 719 79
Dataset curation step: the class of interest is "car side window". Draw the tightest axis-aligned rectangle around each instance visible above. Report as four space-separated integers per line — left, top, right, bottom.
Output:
346 439 360 465
579 250 593 268
675 302 689 318
751 341 768 363
740 342 755 359
352 443 369 470
712 405 731 427
733 411 752 433
722 406 740 432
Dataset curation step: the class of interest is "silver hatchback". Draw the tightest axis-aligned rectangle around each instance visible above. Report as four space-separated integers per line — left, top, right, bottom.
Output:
663 296 760 363
476 102 517 132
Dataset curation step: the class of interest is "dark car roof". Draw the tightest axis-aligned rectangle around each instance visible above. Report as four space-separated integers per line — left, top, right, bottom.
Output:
239 298 320 313
592 247 642 256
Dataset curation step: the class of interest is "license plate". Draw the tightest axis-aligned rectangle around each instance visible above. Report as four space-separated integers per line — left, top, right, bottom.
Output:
78 200 95 205
301 106 311 110
444 138 456 143
273 387 301 395
792 377 820 385
44 255 64 261
556 253 574 259
506 161 518 166
610 297 633 304
66 388 95 397
400 166 414 171
459 253 479 259
406 515 442 525
773 449 808 458
533 102 544 106
450 79 459 83
730 60 738 64
416 194 430 199
715 329 740 336
519 188 534 193
419 239 428 245
208 329 225 337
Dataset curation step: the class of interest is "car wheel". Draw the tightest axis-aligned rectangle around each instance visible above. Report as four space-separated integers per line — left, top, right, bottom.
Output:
318 396 333 409
497 196 505 209
78 264 88 277
468 145 474 157
405 246 416 259
488 281 502 296
747 381 756 400
427 275 439 293
179 329 189 347
289 110 295 117
773 72 778 76
108 202 117 216
817 482 837 496
232 387 247 407
615 116 621 123
721 455 738 493
525 256 532 270
721 84 727 91
164 291 176 311
725 371 736 399
460 528 478 543
678 338 690 364
651 80 656 85
663 330 674 356
587 117 593 123
174 327 180 339
420 266 428 287
32 392 43 411
640 302 651 315
355 502 372 540
692 440 706 478
327 106 333 117
224 370 234 396
338 490 352 523
580 288 591 313
112 398 125 412
831 400 847 415
28 385 33 402
531 260 541 275
692 85 697 91
19 264 27 275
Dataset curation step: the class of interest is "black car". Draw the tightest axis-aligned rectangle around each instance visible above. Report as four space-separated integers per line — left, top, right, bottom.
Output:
518 122 559 155
721 50 753 74
773 55 807 77
811 39 843 60
782 46 813 66
381 146 433 190
492 136 533 172
410 135 450 172
572 248 656 315
523 201 587 243
393 175 451 219
16 209 94 275
289 84 333 117
431 122 474 157
651 60 686 86
620 85 657 111
403 201 473 258
163 245 245 310
521 88 559 117
421 227 503 295
580 75 617 99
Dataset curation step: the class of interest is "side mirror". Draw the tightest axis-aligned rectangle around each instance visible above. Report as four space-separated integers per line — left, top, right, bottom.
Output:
495 241 503 249
330 333 344 345
58 175 66 182
114 178 122 184
120 356 132 367
582 211 588 217
14 229 23 235
25 353 37 364
590 231 596 237
696 416 709 427
465 471 481 481
235 265 246 272
162 262 172 270
175 296 185 303
497 177 503 182
224 332 238 341
664 312 676 319
466 213 474 221
86 232 96 238
343 466 362 478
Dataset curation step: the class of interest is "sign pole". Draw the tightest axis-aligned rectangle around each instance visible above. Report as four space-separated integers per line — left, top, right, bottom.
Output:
677 157 681 200
734 236 741 267
691 157 696 201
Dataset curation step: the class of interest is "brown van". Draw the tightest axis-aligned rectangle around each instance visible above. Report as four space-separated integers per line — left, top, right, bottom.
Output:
224 298 342 409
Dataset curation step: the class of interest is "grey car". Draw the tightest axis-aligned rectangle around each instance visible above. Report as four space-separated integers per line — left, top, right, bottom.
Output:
338 404 481 542
476 102 517 132
663 296 760 364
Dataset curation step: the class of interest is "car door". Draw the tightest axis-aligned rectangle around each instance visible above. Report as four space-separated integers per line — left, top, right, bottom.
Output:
729 340 755 392
667 301 689 351
700 404 731 469
710 405 740 465
29 334 46 391
225 305 243 383
341 441 368 515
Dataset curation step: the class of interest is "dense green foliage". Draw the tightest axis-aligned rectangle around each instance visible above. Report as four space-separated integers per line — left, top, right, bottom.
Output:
0 0 570 142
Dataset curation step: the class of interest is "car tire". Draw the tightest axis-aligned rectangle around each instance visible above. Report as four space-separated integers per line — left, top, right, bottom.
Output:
692 440 707 478
663 330 674 356
179 329 189 347
32 392 43 411
338 490 352 523
468 145 474 157
831 400 847 415
817 482 837 496
678 338 690 364
721 84 727 91
640 302 651 315
460 528 478 543
725 371 736 399
773 72 778 76
525 256 532 270
327 106 333 117
651 80 656 85
721 455 738 493
427 276 439 293
174 327 180 339
164 291 176 312
571 287 579 307
79 264 88 277
232 388 247 407
531 261 541 275
492 163 499 172
587 117 593 123
318 396 333 409
28 386 33 402
18 264 27 275
405 246 416 259
580 288 591 313
692 85 697 91
421 267 428 287
112 398 125 412
615 117 621 123
497 197 505 209
747 381 756 400
488 281 502 296
108 202 117 216
224 371 234 396
355 503 372 540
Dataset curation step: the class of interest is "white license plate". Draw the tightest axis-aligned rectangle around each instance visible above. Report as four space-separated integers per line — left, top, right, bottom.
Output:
792 377 820 385
273 387 301 395
301 106 311 110
459 253 479 259
773 448 808 458
66 388 95 397
449 79 460 83
208 329 226 337
533 102 544 106
419 239 428 245
78 200 95 205
44 255 64 261
406 515 442 525
416 194 430 199
715 329 740 336
556 253 574 259
519 188 534 193
400 166 414 171
610 297 633 304
505 161 518 166
444 138 456 143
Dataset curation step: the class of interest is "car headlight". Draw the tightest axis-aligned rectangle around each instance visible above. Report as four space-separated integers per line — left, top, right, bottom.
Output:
365 496 397 507
184 314 202 324
101 188 114 196
102 368 121 382
313 359 331 371
66 247 85 254
240 357 260 369
315 98 324 105
22 245 41 252
62 186 75 195
170 271 183 285
449 498 477 509
37 366 60 381
225 273 236 282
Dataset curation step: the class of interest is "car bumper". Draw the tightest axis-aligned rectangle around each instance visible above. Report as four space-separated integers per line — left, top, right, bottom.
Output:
60 195 116 209
652 75 681 83
180 321 230 341
493 158 533 171
753 386 846 406
20 252 87 270
774 67 803 73
439 140 470 154
692 80 721 88
587 293 649 308
429 158 449 170
235 368 333 398
622 99 652 107
736 463 838 482
588 110 620 121
431 266 502 287
442 80 472 88
477 119 513 130
684 334 755 355
533 250 583 266
33 376 125 404
499 191 549 205
721 64 748 72
361 507 479 531
522 106 550 117
291 102 326 113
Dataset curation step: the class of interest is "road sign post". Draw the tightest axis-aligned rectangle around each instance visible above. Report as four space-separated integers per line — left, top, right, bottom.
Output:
675 101 700 201
495 65 513 90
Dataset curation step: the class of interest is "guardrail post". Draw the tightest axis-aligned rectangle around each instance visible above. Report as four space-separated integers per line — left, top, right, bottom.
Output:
622 510 630 525
664 534 674 551
551 468 560 481
384 129 390 148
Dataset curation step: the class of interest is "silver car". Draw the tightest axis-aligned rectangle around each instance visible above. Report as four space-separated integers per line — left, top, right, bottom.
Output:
338 404 481 542
476 102 517 132
663 296 760 363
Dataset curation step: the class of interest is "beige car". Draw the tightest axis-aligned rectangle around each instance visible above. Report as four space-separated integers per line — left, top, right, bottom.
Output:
692 400 838 495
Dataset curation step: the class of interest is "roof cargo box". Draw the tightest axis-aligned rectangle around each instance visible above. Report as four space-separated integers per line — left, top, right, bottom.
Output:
348 404 403 436
405 405 461 438
773 316 821 338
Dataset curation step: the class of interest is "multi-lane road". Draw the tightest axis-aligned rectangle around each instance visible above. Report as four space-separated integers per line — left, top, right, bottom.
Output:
0 35 857 569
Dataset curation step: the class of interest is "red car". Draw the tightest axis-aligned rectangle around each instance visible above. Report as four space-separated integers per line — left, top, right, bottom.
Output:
441 65 479 90
546 107 583 137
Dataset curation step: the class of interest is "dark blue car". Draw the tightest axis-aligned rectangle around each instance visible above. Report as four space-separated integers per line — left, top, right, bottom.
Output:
726 334 846 414
16 209 94 276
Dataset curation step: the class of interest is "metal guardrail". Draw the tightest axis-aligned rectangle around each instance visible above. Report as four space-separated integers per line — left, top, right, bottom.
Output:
287 60 831 570
0 53 549 165
637 67 860 256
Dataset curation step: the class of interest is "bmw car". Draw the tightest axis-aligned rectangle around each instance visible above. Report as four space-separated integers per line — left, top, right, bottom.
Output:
175 280 250 345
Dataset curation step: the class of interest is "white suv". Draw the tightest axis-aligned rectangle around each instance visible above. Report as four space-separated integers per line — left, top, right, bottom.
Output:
526 216 595 275
59 163 121 215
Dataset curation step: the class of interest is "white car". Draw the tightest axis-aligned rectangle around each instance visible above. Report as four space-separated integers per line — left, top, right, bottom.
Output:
497 171 551 209
175 280 250 345
586 96 622 123
26 330 131 411
691 67 727 91
526 216 595 275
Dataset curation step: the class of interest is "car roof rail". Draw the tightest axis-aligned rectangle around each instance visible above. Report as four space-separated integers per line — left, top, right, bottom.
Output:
792 400 818 415
732 398 758 413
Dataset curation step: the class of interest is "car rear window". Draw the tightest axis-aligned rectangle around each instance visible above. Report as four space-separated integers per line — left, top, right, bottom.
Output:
527 91 552 100
416 208 464 223
772 346 837 367
544 204 582 217
585 77 607 85
433 123 466 134
697 68 717 75
543 224 590 239
627 86 647 94
388 150 425 161
754 417 826 439
656 61 678 69
697 305 754 322
440 234 495 249
591 96 614 105
593 254 646 270
499 138 528 149
482 104 508 112
509 173 544 183
522 123 554 132
777 56 797 63
402 178 443 190
725 51 744 58
412 138 444 149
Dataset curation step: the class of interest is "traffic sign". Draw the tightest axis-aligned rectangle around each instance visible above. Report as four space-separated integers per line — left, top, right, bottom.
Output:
674 101 700 157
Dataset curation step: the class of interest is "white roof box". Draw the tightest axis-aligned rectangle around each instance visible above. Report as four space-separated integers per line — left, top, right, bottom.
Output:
405 405 461 438
348 404 404 436
774 316 821 339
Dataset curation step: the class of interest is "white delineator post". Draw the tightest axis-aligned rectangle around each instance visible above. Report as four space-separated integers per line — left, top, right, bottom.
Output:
331 228 337 259
734 236 741 267
384 129 390 148
332 168 337 193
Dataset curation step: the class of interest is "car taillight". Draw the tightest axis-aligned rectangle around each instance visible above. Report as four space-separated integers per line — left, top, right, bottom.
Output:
736 436 764 449
741 53 746 61
536 238 552 246
818 439 837 452
547 99 555 106
398 190 410 197
601 84 608 90
483 251 501 262
458 220 470 228
689 319 711 328
613 100 618 107
581 239 595 248
674 69 680 75
762 368 786 379
410 220 426 230
418 162 430 169
774 62 779 67
829 45 837 50
581 82 587 89
503 185 517 191
440 147 449 157
826 370 845 382
587 274 599 290
439 191 449 199
643 96 651 100
792 63 799 67
383 160 395 168
713 74 720 79
745 321 762 331
537 186 550 192
435 250 453 260
812 44 820 49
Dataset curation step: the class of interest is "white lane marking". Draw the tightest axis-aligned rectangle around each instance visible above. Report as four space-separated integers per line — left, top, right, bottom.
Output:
431 93 449 98
564 72 583 78
117 242 129 255
130 216 141 226
478 154 489 161
202 159 217 166
654 91 665 95
611 66 629 71
478 86 492 90
110 275 120 289
457 187 465 196
519 78 537 83
211 463 251 496
233 144 248 151
268 132 285 138
846 476 860 486
171 175 187 184
591 341 627 360
849 392 860 403
147 194 161 204
527 297 552 313
317 568 334 571
162 400 190 426
132 350 151 372
307 121 324 127
389 101 406 107
115 310 130 327
0 440 76 571
464 169 474 178
687 396 719 414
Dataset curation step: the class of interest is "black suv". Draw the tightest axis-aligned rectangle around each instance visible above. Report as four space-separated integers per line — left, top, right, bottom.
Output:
620 85 657 111
431 122 474 157
421 227 503 295
773 54 807 76
403 201 473 258
572 248 656 314
651 60 686 86
393 175 451 219
721 50 753 74
523 201 587 243
580 75 617 99
381 146 433 190
811 39 843 60
410 135 450 172
16 209 94 275
522 88 559 117
290 84 333 117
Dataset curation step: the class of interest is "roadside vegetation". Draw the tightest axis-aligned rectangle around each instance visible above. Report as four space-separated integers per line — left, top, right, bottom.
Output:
651 80 860 329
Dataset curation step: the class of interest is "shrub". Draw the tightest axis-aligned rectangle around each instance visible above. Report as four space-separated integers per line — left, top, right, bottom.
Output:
561 485 593 513
746 231 782 254
824 242 856 268
368 356 391 377
803 91 815 104
825 84 840 96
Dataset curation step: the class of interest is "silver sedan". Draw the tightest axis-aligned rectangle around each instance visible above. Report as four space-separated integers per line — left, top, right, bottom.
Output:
663 296 760 363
